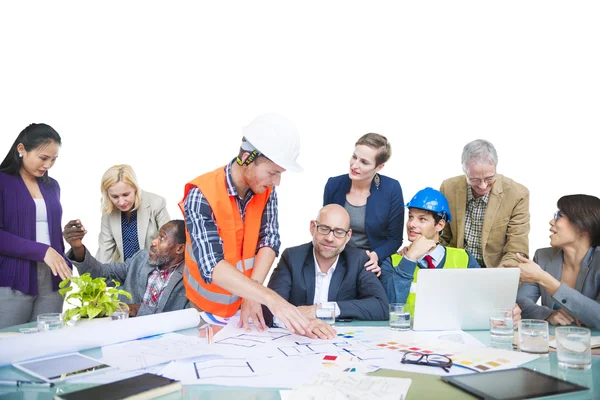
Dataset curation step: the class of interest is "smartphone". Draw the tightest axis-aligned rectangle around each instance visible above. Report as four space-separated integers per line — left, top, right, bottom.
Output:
335 318 353 323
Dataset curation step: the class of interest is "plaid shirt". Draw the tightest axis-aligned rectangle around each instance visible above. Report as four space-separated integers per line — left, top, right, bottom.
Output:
142 261 183 308
184 160 280 284
464 189 489 267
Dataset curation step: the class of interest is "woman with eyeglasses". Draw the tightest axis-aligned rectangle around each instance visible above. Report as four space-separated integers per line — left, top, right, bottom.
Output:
323 133 404 277
511 194 600 329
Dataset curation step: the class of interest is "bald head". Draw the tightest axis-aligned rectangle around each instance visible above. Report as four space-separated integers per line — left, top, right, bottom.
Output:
311 204 352 263
315 204 351 230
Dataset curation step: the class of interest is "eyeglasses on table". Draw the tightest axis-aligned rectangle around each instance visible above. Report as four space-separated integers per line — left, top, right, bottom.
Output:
401 351 453 373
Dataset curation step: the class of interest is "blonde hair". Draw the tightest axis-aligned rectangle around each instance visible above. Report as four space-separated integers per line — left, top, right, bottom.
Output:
100 164 142 214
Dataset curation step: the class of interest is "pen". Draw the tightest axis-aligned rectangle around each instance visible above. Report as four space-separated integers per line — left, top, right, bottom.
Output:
0 379 55 387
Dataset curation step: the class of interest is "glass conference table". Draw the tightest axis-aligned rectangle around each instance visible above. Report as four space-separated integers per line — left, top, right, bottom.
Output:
0 320 598 400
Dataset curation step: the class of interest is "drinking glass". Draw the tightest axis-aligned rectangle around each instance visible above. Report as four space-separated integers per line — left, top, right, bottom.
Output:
37 313 64 332
518 319 549 354
389 303 411 331
110 304 129 320
555 327 592 370
489 308 514 349
316 302 336 325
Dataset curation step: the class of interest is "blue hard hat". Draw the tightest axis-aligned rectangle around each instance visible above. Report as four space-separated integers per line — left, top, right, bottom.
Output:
406 187 453 222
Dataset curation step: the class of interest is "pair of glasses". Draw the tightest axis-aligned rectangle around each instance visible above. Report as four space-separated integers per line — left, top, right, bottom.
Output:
401 351 453 373
314 223 349 238
554 210 566 222
466 175 496 186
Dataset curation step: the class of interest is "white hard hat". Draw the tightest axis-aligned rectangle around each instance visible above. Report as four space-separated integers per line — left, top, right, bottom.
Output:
241 113 303 173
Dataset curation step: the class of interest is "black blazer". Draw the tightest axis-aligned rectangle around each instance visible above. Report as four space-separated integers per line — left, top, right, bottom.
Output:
267 243 389 321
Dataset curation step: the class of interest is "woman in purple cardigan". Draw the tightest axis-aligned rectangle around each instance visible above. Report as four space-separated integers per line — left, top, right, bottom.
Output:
0 123 72 329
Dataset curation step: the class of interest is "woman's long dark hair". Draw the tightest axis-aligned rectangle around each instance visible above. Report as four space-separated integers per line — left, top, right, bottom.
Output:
0 123 62 182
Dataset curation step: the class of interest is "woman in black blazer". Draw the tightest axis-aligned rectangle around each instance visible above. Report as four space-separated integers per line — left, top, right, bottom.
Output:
323 133 404 279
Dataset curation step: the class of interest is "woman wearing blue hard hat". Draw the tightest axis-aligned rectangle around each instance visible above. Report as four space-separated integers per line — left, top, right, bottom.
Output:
323 133 404 278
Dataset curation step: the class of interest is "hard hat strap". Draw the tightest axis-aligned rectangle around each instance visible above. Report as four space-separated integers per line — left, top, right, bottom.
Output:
236 150 261 167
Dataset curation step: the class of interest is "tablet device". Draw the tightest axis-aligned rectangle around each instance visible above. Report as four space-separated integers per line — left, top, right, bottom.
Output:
441 367 589 400
13 353 114 383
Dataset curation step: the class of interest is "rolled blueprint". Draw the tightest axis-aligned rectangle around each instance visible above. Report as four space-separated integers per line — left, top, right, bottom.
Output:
0 308 200 367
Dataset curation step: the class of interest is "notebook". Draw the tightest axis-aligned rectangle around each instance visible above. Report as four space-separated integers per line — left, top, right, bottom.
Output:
53 373 181 400
412 268 520 330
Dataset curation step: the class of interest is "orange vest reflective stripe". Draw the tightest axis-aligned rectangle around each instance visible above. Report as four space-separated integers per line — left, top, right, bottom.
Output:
179 165 271 317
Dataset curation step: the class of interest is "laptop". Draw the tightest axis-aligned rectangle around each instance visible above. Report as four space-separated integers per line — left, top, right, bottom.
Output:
412 268 520 331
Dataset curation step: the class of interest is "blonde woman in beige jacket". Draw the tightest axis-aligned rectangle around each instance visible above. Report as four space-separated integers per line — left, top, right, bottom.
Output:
97 164 170 263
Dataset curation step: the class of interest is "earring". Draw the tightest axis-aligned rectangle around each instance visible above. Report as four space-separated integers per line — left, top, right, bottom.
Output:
18 153 22 158
374 174 380 190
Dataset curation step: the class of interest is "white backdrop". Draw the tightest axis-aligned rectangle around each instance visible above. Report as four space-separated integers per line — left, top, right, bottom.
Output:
1 1 599 270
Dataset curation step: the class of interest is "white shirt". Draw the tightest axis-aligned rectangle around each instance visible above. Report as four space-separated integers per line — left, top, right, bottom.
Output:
312 249 341 317
34 198 51 245
273 249 342 327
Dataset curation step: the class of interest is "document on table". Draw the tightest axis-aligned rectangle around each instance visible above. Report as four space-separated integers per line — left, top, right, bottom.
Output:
99 332 212 371
160 354 323 388
288 370 411 400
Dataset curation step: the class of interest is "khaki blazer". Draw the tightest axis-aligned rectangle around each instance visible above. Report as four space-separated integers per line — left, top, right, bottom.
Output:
440 174 530 268
96 190 171 263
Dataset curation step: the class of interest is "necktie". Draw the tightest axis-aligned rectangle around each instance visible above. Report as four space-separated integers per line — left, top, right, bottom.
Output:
424 255 436 269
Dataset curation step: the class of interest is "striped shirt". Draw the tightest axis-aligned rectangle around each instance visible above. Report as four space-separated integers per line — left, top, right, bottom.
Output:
184 160 280 284
464 189 489 267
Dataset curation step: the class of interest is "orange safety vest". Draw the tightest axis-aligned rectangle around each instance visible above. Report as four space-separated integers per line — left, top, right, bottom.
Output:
179 165 271 317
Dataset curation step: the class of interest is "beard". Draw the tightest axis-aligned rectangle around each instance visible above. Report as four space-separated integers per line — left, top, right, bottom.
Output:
148 254 171 268
314 241 344 260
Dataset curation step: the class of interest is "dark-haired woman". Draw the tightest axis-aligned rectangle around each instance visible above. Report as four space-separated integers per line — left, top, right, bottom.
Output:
513 194 600 330
0 123 72 328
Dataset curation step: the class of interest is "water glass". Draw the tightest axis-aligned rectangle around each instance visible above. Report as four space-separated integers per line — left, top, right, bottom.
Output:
37 313 64 332
518 319 549 354
389 303 411 331
490 308 514 337
111 304 130 320
555 327 592 370
316 302 336 325
111 311 129 320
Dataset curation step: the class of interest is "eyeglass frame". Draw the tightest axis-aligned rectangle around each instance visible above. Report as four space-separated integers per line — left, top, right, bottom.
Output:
465 174 497 186
401 351 453 373
554 210 566 222
314 223 350 239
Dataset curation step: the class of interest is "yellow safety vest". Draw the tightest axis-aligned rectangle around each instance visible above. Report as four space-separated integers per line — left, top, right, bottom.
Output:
390 247 469 316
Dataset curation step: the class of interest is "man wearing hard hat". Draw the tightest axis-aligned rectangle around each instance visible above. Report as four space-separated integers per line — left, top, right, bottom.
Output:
179 114 323 338
382 187 480 314
382 187 521 325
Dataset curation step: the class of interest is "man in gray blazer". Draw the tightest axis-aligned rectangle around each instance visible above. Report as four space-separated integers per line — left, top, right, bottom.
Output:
267 204 389 321
63 219 189 316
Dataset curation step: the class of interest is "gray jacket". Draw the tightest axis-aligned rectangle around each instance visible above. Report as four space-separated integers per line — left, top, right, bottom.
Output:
67 247 189 316
517 246 600 329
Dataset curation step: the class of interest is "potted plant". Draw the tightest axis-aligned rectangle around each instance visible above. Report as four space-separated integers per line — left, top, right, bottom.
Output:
59 272 133 323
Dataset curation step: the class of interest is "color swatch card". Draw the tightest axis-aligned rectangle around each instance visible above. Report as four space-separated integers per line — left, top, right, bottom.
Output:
451 347 539 372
